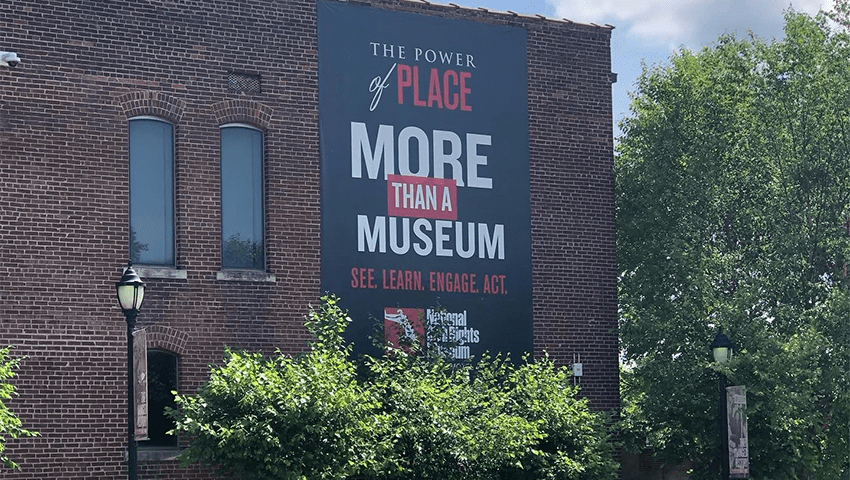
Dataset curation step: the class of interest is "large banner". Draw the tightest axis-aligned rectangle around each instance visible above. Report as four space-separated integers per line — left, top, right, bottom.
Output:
318 0 531 360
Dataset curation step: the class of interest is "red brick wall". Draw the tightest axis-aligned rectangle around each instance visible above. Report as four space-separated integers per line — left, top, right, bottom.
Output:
0 0 616 478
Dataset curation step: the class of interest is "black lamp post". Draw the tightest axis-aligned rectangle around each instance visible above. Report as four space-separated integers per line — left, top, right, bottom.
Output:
116 262 145 480
710 328 733 480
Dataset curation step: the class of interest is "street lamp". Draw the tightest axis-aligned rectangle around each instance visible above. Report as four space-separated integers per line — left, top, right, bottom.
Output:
710 328 733 480
116 262 145 480
711 329 733 365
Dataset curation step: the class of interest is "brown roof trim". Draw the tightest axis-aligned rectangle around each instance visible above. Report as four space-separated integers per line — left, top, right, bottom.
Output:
392 0 615 29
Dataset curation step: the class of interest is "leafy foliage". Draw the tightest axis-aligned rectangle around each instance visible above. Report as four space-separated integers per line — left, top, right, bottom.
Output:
616 9 850 479
0 347 37 469
170 295 617 480
171 297 383 480
365 352 523 480
825 0 850 30
498 358 618 480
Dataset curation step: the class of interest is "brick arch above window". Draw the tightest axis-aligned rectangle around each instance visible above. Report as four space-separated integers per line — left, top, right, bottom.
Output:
143 324 189 356
117 91 186 123
212 100 273 130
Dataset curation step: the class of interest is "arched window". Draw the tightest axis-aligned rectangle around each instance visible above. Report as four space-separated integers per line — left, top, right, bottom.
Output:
141 349 178 447
129 117 175 266
220 124 264 269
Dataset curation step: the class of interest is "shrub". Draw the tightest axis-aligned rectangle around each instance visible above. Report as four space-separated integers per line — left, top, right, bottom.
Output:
170 296 618 480
171 297 385 480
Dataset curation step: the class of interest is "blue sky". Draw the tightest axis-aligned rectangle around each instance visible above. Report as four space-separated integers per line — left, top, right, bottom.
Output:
461 0 832 138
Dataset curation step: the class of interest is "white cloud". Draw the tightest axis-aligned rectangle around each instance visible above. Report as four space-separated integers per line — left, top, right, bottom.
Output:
548 0 831 48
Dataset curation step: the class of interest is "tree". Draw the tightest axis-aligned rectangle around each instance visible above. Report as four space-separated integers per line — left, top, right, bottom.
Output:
0 347 37 469
616 9 850 479
825 0 850 30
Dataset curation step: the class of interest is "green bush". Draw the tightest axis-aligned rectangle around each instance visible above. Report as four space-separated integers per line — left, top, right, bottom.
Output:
171 297 385 480
363 352 539 480
500 358 617 480
170 296 618 480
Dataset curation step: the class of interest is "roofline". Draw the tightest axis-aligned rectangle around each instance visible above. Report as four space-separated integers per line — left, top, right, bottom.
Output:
396 0 615 29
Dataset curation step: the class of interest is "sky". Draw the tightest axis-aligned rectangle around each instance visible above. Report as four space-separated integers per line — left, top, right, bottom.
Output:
460 0 834 138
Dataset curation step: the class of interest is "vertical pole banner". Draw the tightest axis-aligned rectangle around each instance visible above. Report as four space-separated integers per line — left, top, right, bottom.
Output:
726 385 749 478
318 0 532 360
133 329 149 441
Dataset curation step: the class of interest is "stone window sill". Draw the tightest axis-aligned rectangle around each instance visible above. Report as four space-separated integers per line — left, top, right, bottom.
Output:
137 446 181 462
216 269 276 283
135 266 188 280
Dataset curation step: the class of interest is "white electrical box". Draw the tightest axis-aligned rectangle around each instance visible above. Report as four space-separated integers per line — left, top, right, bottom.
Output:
572 363 583 377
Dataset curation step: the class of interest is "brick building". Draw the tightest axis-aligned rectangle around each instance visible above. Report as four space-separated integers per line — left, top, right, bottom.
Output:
0 0 617 478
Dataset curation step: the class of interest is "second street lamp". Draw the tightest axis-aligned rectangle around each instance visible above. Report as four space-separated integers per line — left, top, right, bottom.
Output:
116 262 145 480
710 328 733 480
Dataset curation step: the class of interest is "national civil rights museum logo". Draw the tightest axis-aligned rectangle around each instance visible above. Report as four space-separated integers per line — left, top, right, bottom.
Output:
383 307 481 361
318 0 531 360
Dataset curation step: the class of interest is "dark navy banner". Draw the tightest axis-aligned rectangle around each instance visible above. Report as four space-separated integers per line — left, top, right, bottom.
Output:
318 0 530 361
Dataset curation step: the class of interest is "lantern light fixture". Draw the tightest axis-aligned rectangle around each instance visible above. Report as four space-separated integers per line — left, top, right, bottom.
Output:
710 328 733 365
116 262 145 314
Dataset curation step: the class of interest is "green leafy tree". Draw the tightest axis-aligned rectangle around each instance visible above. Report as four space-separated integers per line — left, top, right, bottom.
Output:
617 9 850 479
0 347 37 469
825 0 850 29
